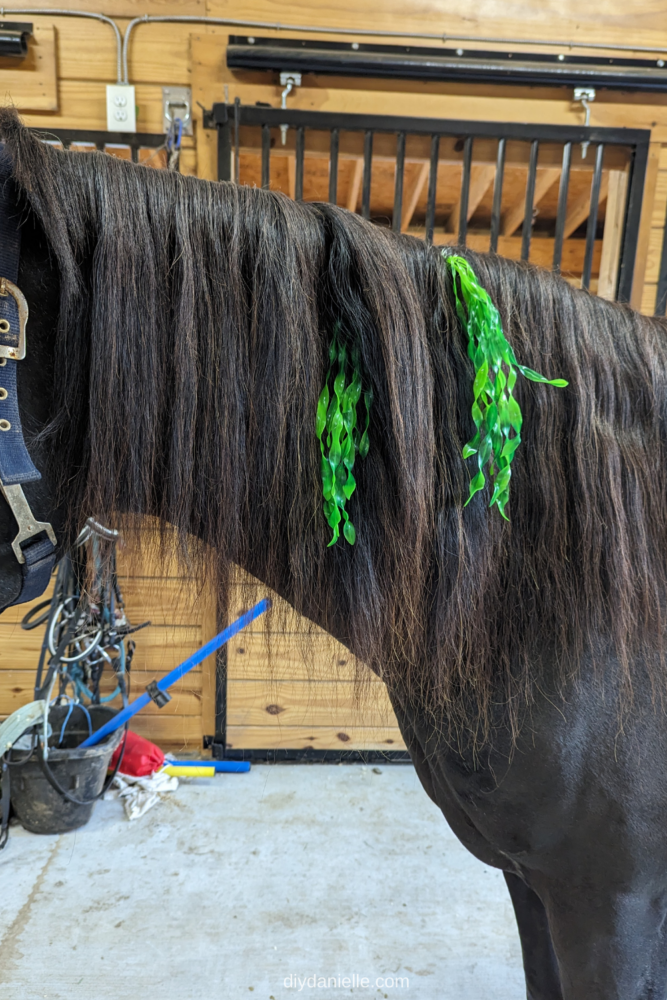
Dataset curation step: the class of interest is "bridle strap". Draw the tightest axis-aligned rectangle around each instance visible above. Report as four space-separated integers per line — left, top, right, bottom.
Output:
0 145 56 612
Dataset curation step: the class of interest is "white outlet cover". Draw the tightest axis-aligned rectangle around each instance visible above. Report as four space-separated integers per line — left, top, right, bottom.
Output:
106 84 137 133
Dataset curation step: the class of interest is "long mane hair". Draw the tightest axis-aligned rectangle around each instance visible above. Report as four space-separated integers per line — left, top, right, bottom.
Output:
3 108 667 740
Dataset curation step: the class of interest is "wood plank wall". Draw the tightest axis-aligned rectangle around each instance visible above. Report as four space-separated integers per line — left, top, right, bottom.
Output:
0 539 218 752
3 0 667 751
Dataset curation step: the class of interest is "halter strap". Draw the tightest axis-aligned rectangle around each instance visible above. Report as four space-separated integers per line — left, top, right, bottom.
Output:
0 145 56 611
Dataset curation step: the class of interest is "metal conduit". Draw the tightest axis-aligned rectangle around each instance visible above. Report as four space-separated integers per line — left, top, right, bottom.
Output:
0 8 122 82
2 9 667 89
121 14 667 86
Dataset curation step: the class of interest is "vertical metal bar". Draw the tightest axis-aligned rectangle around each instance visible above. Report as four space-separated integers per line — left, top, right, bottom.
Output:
261 123 270 190
361 130 373 220
458 136 473 246
214 647 227 757
233 97 240 184
425 134 440 245
655 208 667 315
617 139 650 303
581 143 605 291
329 127 339 205
521 139 539 261
392 131 406 233
295 126 305 202
489 137 506 253
217 119 232 182
553 141 572 273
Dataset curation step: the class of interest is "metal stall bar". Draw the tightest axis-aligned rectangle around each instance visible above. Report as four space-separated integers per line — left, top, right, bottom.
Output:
329 127 340 204
581 143 605 291
295 126 305 201
553 141 573 273
261 123 270 189
458 136 473 246
216 111 233 181
361 129 373 220
617 139 650 303
489 137 506 253
36 129 166 162
656 217 667 315
233 97 240 183
209 104 649 146
392 131 406 232
425 134 440 245
521 139 539 261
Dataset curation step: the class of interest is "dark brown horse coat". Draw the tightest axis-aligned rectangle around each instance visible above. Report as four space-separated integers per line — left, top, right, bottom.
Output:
2 109 667 998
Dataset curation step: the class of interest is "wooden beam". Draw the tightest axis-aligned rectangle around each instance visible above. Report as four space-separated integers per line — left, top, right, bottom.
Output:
401 161 430 231
598 169 629 300
423 232 602 273
447 165 496 235
347 157 364 212
286 153 296 200
562 172 610 240
225 725 405 751
502 167 561 236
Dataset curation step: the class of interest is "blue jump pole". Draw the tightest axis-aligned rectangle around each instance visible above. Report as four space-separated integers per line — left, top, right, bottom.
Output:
79 598 271 748
168 759 250 773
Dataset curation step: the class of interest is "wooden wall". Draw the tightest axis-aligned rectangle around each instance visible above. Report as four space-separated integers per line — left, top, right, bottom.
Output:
0 540 218 753
2 0 667 751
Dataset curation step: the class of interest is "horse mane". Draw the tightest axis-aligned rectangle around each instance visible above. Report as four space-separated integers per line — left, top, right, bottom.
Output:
2 107 667 741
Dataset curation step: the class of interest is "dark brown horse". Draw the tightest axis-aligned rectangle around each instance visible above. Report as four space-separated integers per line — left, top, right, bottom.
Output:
2 108 667 999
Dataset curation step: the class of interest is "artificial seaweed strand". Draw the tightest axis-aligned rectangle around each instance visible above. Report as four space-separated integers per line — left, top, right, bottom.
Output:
316 330 370 545
445 254 568 519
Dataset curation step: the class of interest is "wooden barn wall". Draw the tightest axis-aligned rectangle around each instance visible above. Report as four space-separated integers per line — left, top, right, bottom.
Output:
2 1 667 751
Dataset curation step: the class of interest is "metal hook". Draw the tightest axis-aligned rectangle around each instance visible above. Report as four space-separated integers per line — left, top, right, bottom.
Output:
574 88 596 159
279 71 302 146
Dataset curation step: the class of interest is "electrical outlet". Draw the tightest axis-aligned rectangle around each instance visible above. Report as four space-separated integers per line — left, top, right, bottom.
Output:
106 84 137 133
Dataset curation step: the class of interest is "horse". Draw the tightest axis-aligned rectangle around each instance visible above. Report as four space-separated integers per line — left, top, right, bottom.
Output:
2 106 667 999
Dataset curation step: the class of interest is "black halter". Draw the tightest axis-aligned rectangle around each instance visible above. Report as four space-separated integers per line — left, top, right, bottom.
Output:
0 146 56 611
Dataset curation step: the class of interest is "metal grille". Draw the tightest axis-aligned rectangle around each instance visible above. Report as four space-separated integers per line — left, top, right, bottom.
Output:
35 128 167 166
209 103 651 304
203 103 654 761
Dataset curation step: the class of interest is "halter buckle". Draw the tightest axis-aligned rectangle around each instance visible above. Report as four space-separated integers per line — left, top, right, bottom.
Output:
0 483 56 564
0 278 28 361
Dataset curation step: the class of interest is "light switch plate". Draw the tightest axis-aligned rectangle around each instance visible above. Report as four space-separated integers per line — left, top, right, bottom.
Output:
106 84 137 133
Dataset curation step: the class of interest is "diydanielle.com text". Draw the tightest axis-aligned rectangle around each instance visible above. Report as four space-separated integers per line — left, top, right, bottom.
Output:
283 973 409 990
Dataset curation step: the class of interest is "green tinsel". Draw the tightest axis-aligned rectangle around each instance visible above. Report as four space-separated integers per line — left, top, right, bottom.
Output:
316 326 371 546
446 253 568 519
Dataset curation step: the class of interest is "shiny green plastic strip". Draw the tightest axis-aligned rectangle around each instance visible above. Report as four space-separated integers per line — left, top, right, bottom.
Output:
445 254 568 519
316 326 371 546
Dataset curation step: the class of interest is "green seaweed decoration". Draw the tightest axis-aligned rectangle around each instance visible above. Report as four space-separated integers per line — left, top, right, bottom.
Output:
316 325 372 546
446 253 568 519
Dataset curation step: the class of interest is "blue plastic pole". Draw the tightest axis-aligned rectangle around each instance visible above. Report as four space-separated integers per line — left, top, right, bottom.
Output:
79 598 271 748
169 760 250 773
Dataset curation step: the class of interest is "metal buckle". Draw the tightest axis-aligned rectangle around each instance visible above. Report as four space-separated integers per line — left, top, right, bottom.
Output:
0 483 56 563
0 278 28 361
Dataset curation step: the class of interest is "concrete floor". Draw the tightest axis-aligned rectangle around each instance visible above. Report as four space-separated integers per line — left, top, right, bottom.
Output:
0 763 524 1000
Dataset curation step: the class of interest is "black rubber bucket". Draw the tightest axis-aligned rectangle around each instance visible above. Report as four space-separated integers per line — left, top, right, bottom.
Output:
9 705 123 835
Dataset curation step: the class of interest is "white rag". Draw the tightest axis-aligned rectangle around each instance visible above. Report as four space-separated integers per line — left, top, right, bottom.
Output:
108 768 179 821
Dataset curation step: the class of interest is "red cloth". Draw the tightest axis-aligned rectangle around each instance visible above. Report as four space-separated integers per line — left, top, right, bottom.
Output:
110 730 165 777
